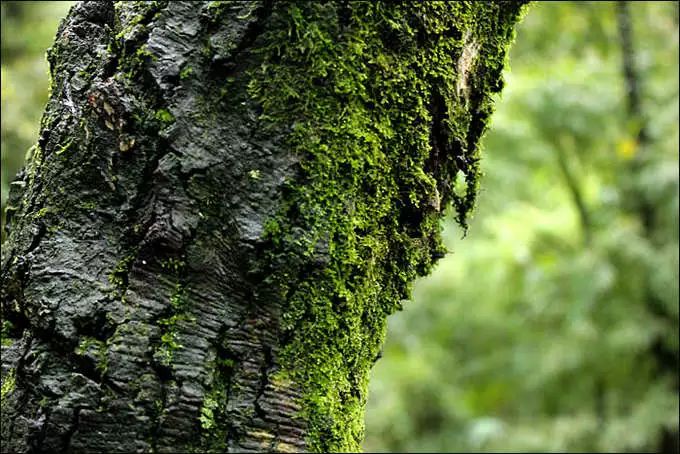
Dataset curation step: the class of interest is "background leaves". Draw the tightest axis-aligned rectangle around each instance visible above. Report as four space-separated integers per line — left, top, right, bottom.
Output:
365 2 678 452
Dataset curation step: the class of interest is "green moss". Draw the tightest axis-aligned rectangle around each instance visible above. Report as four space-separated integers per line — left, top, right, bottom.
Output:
108 254 136 290
154 282 190 366
155 108 175 124
78 200 97 210
196 348 235 452
114 9 146 40
179 65 194 80
32 207 52 220
156 330 183 365
199 394 218 429
1 368 16 400
76 337 108 374
245 2 524 451
0 320 13 347
55 139 73 156
115 42 157 80
161 257 185 274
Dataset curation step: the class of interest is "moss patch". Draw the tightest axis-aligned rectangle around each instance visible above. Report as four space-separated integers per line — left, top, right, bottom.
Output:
247 1 524 451
196 346 237 452
154 279 190 366
1 368 16 400
76 337 109 375
0 320 13 347
108 253 136 293
154 108 175 124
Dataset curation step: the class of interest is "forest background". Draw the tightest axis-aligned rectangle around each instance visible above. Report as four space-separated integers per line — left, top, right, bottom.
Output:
1 1 678 452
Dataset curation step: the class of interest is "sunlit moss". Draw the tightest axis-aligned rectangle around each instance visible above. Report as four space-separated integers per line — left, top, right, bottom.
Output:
247 2 524 451
1 368 16 400
154 108 175 124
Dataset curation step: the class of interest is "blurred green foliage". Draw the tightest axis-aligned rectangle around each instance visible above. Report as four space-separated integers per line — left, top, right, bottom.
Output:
1 1 73 234
365 1 679 452
0 2 677 452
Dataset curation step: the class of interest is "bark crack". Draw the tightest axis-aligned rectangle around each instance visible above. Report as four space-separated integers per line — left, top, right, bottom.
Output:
61 406 81 453
253 344 273 423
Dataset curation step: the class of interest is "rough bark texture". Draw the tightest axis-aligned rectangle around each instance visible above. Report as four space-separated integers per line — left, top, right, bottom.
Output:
0 1 526 452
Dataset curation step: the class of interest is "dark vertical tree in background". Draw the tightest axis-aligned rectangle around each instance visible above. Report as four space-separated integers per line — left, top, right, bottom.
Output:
616 3 679 453
0 1 526 452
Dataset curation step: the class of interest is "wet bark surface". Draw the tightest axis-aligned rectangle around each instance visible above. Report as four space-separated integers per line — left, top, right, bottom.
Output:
2 2 303 451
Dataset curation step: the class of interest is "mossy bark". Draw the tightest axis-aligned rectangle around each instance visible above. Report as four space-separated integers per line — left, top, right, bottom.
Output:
0 1 527 452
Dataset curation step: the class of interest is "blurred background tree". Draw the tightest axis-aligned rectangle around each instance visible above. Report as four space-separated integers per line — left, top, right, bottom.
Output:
0 1 677 452
365 1 679 452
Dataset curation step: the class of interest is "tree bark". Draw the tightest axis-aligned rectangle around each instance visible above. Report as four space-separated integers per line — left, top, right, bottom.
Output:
1 1 526 452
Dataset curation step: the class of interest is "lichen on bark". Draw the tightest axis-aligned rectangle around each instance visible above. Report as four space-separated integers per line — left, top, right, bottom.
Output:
1 1 527 452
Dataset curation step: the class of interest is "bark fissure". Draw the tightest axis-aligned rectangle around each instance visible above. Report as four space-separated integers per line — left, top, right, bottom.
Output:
61 406 81 453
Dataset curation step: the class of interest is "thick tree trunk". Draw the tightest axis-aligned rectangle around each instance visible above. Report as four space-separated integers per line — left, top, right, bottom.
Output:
1 1 526 452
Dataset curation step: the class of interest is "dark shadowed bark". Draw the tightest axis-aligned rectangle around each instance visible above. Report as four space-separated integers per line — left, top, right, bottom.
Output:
1 1 526 452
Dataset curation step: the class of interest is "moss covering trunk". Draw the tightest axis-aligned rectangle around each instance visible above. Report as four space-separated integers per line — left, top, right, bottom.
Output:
0 1 527 452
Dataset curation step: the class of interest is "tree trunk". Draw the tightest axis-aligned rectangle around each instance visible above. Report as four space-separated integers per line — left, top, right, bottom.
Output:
0 1 526 452
616 3 679 453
